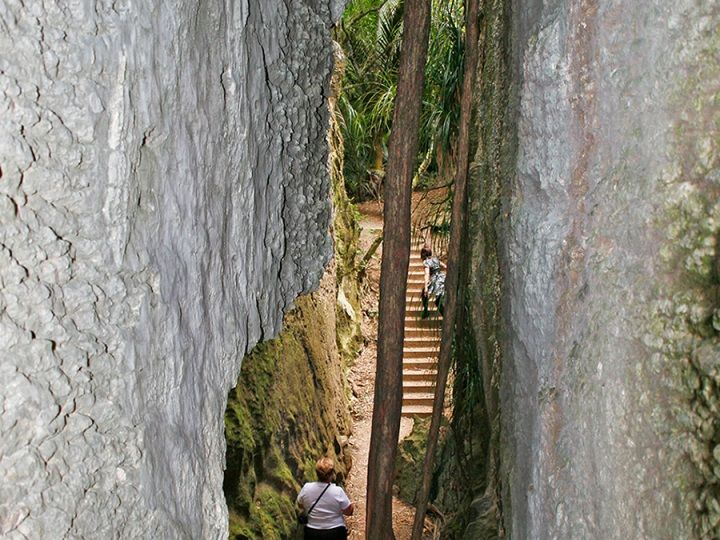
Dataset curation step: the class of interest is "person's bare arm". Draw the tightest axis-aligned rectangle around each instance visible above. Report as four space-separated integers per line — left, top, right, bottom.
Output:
423 266 430 293
342 503 354 516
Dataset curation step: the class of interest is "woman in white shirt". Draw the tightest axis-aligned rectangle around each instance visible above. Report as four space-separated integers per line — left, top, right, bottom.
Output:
296 457 354 539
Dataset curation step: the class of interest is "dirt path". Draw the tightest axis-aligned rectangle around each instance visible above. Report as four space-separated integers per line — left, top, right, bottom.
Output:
344 201 416 540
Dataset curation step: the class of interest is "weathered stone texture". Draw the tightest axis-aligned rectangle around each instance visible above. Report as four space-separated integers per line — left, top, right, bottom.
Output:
0 1 343 538
493 0 720 538
224 44 360 539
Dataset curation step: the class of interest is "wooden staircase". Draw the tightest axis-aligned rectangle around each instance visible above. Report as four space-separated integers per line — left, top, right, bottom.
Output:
401 237 441 418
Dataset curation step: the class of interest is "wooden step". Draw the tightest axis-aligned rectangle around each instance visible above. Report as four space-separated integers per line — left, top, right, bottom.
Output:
404 310 442 320
403 381 436 393
405 305 440 319
404 337 439 345
405 316 442 324
402 358 437 370
405 320 438 328
403 337 439 348
405 326 440 339
402 368 437 382
402 368 437 381
402 347 438 359
404 328 441 338
404 323 441 332
404 316 438 323
401 406 433 418
402 393 435 406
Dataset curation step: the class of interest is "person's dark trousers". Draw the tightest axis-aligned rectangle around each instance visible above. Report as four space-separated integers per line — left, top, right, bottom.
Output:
304 526 348 540
421 290 430 319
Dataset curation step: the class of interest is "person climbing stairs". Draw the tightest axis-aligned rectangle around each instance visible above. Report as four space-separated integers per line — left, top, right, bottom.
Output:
401 237 442 418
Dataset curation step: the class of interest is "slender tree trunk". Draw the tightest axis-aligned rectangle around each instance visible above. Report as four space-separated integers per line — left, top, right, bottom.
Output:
372 136 385 172
365 1 432 538
371 137 386 198
411 0 481 538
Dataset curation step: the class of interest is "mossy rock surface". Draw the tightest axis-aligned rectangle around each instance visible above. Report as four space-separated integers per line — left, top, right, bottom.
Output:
224 270 354 540
426 0 511 537
395 418 431 505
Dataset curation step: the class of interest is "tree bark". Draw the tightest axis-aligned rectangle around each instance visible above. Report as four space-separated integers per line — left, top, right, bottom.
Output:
411 0 482 538
365 1 432 539
372 136 385 172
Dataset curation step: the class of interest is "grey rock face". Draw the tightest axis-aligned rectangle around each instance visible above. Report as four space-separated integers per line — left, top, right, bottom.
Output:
0 1 344 537
496 0 719 538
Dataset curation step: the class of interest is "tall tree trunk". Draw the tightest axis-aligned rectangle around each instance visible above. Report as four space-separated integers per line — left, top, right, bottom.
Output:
411 0 481 538
365 1 432 538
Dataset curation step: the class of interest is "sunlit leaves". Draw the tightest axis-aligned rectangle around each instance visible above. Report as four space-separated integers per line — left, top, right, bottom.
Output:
337 0 466 200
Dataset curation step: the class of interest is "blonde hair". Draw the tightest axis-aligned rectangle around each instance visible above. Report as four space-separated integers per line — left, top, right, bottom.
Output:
315 457 336 483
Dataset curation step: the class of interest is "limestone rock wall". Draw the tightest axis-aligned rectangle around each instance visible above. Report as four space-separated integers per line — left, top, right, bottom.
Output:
463 0 719 538
0 1 345 538
224 45 360 539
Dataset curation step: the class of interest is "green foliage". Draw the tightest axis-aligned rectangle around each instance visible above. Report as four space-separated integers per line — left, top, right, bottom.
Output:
336 0 402 199
336 0 466 200
419 1 465 180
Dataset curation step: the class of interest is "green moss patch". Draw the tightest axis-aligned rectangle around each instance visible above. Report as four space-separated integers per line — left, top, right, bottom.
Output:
655 23 720 539
395 418 433 505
